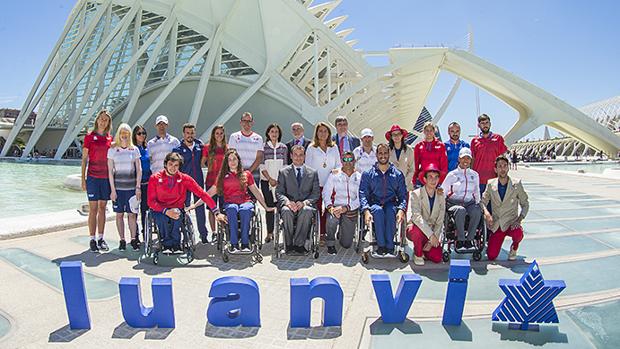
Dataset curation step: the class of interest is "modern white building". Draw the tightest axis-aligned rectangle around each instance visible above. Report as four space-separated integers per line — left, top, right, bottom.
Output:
3 0 619 159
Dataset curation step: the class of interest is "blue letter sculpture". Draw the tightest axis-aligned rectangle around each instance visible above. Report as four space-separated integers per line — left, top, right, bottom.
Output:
290 277 343 328
371 274 422 324
442 260 471 326
59 261 91 330
207 276 260 327
119 277 175 328
492 260 566 330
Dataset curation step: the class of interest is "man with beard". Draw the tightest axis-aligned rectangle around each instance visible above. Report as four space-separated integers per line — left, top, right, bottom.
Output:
471 114 507 193
173 123 209 243
444 122 470 172
481 155 529 261
359 143 408 256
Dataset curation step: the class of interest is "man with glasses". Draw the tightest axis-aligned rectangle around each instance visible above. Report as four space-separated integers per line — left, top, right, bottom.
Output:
286 122 310 164
332 115 360 157
323 151 362 254
228 112 264 184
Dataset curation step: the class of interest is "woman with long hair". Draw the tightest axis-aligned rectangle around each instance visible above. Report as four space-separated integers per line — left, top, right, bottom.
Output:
201 125 227 242
202 149 274 251
108 123 142 251
386 124 415 191
413 121 448 186
81 109 113 252
132 124 151 241
305 122 342 238
260 123 288 243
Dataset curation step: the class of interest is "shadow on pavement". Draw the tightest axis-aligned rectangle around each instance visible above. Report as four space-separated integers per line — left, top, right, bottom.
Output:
48 324 89 343
111 322 173 340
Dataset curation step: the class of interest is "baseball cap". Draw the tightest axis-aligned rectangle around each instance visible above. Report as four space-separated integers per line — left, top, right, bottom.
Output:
459 147 472 159
361 128 374 138
155 115 169 125
129 195 140 214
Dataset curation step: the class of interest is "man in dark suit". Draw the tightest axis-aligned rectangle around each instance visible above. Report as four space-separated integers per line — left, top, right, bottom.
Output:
333 115 360 157
276 144 320 253
286 122 311 164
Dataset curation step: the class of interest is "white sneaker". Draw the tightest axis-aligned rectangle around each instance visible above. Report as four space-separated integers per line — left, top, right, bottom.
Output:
413 255 425 266
508 247 518 261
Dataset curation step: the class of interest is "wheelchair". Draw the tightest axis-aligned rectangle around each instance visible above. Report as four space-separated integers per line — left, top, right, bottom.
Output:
215 205 263 263
273 206 320 259
144 209 196 265
360 213 410 264
441 208 487 262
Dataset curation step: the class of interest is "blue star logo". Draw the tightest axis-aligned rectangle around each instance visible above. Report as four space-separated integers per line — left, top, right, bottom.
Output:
492 260 566 330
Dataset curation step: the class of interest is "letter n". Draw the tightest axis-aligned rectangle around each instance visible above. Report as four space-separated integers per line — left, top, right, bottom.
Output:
290 277 343 328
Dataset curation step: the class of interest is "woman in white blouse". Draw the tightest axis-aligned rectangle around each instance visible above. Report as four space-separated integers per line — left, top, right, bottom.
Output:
305 122 342 239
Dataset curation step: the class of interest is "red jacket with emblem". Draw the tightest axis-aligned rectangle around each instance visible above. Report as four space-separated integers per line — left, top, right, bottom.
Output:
413 139 448 184
147 170 216 213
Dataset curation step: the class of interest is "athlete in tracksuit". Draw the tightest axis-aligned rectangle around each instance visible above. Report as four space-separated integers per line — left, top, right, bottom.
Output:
441 147 482 250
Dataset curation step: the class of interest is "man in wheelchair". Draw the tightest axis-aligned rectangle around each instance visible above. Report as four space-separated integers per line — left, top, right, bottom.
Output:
275 145 320 254
441 147 482 251
359 143 408 256
147 152 216 252
323 151 362 254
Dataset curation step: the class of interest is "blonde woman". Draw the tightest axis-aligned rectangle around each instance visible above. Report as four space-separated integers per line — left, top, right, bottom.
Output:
82 109 113 252
107 123 142 251
305 122 342 238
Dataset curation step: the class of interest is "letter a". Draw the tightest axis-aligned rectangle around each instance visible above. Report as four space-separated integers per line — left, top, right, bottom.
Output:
371 274 421 323
207 276 260 327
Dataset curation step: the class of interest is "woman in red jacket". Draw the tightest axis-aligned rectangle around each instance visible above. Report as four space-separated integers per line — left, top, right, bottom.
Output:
413 122 448 187
148 152 216 251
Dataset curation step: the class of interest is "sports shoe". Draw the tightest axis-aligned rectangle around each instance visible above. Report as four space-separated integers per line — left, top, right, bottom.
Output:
413 255 425 266
241 244 251 252
327 246 337 255
386 248 395 257
200 234 208 244
508 247 518 261
89 239 99 252
464 241 474 250
119 240 126 251
377 247 386 256
130 239 140 251
230 244 239 252
98 238 109 251
455 241 465 250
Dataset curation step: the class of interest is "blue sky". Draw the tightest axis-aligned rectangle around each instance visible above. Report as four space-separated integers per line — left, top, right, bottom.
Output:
1 0 618 141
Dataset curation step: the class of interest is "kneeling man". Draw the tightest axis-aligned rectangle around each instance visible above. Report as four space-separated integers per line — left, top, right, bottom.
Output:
481 155 529 261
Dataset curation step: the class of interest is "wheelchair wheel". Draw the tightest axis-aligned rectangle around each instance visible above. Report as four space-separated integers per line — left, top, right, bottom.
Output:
144 214 153 257
313 250 319 259
473 250 482 261
187 248 194 263
153 252 159 265
442 251 450 262
222 253 229 263
255 253 263 263
399 251 410 263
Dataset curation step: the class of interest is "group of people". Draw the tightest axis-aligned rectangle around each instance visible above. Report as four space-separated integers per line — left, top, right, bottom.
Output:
81 109 529 265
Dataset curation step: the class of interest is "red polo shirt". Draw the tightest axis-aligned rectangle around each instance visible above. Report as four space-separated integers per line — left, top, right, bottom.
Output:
83 132 112 179
471 133 508 185
413 138 448 184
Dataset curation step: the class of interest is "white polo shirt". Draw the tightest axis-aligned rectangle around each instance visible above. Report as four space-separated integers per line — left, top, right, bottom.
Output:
147 134 180 173
228 131 264 170
353 145 377 174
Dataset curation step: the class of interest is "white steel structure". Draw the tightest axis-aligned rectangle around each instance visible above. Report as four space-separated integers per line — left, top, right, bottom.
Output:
3 0 620 159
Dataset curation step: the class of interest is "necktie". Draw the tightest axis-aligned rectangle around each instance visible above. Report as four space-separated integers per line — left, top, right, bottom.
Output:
296 139 300 146
296 168 302 187
339 136 345 155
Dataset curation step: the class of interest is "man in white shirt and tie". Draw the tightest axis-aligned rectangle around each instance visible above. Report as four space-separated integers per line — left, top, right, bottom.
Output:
286 122 310 164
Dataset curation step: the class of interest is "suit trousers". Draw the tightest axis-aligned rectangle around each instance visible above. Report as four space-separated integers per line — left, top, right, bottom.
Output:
447 200 482 241
487 226 524 261
281 205 316 247
326 210 358 248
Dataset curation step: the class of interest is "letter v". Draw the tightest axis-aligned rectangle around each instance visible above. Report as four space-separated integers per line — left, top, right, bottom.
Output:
371 274 422 324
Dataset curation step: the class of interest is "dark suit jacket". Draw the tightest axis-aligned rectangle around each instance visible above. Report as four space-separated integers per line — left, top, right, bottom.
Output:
286 138 311 164
332 134 361 156
276 164 320 209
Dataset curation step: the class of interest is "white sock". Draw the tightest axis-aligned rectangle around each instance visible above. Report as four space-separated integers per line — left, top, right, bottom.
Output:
90 236 96 241
98 234 104 240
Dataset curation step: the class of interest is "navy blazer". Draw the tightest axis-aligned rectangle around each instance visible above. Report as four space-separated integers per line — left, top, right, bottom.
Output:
286 138 311 164
332 134 361 156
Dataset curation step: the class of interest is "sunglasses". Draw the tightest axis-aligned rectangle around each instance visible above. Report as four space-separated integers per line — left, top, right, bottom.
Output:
342 157 354 163
136 132 147 136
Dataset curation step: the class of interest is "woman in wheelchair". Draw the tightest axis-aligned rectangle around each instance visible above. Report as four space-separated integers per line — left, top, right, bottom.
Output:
147 152 216 252
195 149 274 252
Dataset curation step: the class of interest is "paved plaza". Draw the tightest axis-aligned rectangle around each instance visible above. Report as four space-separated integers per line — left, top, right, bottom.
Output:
0 167 619 348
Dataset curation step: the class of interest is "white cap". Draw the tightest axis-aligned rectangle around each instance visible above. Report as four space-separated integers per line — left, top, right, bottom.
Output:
155 115 169 125
459 147 472 159
128 195 140 214
361 128 374 138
